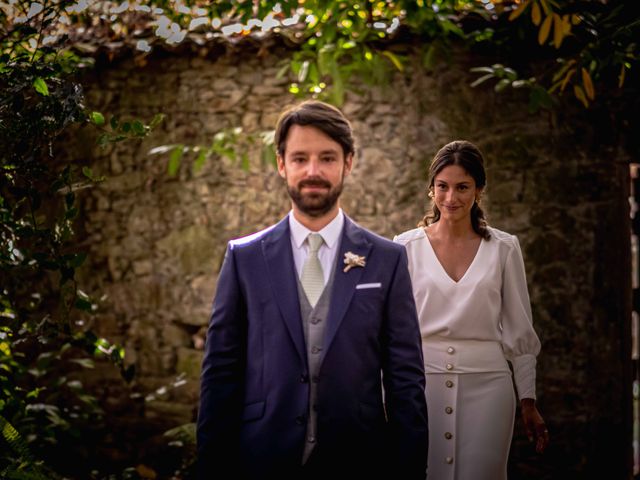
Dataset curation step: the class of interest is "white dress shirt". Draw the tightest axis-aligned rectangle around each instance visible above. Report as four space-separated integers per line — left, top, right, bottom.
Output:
289 209 344 286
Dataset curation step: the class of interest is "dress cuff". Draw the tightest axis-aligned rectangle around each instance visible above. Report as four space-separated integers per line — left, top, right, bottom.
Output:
511 354 537 400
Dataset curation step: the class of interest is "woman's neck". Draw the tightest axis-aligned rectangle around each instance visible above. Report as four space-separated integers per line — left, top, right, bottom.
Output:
428 218 476 240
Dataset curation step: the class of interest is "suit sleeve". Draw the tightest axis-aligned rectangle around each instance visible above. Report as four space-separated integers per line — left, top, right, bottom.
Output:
196 243 247 477
381 246 429 478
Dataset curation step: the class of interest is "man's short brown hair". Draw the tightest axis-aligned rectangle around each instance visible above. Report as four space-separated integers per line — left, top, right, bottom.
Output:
274 100 355 158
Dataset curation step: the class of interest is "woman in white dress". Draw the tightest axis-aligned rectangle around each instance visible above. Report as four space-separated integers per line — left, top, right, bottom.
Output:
394 140 549 480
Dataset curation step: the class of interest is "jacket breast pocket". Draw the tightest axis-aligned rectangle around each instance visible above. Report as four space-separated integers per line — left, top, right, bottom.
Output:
352 283 384 307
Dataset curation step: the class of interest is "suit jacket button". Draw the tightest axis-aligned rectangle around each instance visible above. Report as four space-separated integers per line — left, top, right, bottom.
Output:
300 374 309 383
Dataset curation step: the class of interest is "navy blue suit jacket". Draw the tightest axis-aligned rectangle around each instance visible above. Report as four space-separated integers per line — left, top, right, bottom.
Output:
197 215 428 478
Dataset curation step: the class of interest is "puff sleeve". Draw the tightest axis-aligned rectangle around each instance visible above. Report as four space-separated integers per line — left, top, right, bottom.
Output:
500 234 541 400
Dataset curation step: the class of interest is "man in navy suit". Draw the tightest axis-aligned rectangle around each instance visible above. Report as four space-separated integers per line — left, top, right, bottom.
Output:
197 100 428 479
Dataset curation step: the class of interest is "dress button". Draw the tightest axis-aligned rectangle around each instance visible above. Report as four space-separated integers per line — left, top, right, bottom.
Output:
447 346 455 354
446 456 454 464
446 363 453 370
445 406 453 414
311 346 322 354
445 380 454 388
308 435 316 443
445 432 453 439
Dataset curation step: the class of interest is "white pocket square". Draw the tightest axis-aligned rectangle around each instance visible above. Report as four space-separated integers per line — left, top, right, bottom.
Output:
356 282 382 290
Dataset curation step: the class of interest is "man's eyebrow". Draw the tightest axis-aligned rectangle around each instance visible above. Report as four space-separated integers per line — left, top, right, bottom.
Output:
288 148 340 155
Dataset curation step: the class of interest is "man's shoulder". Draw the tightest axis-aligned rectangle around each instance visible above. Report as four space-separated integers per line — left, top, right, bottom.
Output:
228 221 283 250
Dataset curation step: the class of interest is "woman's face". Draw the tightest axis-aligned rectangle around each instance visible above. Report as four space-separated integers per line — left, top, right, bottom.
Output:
432 164 481 222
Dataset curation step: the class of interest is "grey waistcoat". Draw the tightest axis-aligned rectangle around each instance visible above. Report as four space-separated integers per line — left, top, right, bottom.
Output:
297 262 337 464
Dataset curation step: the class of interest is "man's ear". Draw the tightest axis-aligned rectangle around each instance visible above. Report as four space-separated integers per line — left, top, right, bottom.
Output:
344 153 354 177
277 154 286 178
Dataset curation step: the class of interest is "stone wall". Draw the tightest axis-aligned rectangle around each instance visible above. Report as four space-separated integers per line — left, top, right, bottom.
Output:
69 41 632 478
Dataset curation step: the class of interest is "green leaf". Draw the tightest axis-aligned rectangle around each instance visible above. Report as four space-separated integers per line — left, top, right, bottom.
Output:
110 115 119 129
470 73 495 88
75 298 92 311
33 77 49 96
65 206 77 219
148 144 178 155
149 113 165 129
494 78 511 92
90 111 105 126
262 146 276 167
97 133 110 147
132 120 145 135
298 60 309 83
382 51 404 71
70 252 87 268
240 153 250 171
423 44 437 70
168 146 184 176
193 150 208 173
69 358 94 369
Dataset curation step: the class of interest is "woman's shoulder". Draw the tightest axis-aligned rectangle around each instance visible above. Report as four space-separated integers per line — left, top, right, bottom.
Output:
486 226 520 250
392 227 425 246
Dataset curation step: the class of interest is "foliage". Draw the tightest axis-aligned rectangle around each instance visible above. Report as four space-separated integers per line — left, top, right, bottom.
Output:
0 0 637 477
0 1 159 477
149 127 275 176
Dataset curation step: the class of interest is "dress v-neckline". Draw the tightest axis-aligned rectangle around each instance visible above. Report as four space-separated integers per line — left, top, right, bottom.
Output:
422 229 484 285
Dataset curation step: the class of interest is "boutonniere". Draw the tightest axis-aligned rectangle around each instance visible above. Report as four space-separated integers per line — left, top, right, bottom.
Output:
343 251 366 273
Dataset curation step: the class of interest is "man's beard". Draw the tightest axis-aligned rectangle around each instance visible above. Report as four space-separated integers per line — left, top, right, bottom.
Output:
287 176 343 218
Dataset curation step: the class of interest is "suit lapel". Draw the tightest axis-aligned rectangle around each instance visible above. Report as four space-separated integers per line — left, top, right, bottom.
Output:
322 216 372 363
262 217 306 366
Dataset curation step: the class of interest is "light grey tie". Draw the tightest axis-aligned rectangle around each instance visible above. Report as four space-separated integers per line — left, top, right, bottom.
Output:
301 233 325 307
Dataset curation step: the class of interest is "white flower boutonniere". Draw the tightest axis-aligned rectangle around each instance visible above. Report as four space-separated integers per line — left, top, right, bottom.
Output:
343 251 366 273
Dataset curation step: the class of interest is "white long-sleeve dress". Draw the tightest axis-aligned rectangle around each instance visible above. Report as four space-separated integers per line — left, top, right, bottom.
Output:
393 226 541 480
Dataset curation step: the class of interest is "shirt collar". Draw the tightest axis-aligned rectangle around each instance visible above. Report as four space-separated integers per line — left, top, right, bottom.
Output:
289 209 344 249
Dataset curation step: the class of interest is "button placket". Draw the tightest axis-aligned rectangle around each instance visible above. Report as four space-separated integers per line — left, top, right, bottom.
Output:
442 374 457 472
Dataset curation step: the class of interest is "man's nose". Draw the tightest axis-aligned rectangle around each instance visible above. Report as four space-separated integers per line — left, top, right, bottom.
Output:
306 158 321 176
